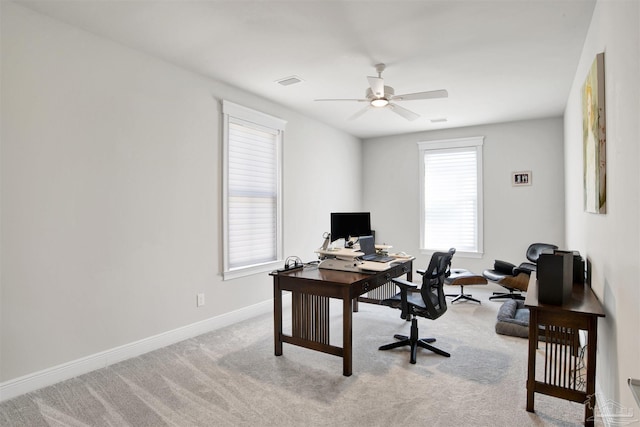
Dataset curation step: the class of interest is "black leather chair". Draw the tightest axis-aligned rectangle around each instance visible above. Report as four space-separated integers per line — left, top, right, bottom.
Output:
379 248 455 363
515 243 559 274
483 243 558 300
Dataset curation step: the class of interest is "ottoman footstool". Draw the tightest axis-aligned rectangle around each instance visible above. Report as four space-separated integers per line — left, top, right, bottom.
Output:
445 268 488 304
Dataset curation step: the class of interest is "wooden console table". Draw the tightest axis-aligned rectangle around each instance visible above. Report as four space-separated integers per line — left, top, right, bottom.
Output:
525 273 605 426
271 260 412 376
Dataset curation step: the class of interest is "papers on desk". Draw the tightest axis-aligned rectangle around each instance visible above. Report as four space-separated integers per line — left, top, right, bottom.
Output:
358 260 393 272
316 246 414 273
389 253 413 260
316 247 363 259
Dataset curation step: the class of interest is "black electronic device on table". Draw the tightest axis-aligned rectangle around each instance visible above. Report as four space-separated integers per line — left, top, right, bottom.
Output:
330 212 372 243
358 235 394 263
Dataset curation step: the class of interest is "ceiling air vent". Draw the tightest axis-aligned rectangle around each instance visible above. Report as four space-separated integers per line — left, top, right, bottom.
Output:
276 76 303 86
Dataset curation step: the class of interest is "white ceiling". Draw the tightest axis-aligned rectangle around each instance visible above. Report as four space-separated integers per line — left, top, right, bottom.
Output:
16 0 596 139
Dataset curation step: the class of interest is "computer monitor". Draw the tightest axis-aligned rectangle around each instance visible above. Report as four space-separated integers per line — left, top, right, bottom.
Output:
330 212 372 242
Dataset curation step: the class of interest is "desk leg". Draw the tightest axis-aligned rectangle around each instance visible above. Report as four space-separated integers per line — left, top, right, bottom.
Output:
584 317 598 427
274 277 283 356
343 290 353 376
526 308 537 412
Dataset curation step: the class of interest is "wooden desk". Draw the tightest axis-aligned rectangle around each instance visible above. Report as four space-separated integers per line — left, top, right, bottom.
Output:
525 273 605 426
271 260 412 376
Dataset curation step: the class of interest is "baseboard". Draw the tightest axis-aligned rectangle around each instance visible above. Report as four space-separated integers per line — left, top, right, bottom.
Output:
594 383 639 427
0 296 287 402
595 384 611 427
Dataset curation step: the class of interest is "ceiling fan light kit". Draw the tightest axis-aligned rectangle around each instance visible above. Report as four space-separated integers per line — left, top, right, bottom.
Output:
315 63 448 121
370 98 389 108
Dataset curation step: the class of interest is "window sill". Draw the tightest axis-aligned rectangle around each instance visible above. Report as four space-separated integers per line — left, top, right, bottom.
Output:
223 260 282 281
419 249 483 259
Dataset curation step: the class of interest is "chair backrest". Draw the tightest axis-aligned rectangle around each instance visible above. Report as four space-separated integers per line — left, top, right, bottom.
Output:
420 248 456 319
526 243 558 263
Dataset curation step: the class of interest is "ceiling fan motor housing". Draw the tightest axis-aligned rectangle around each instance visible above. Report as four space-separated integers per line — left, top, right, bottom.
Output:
366 85 394 100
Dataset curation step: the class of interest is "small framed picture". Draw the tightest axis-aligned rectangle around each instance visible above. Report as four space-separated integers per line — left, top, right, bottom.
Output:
512 171 532 186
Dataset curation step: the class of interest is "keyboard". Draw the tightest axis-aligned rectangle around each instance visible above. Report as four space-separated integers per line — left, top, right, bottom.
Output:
362 253 395 263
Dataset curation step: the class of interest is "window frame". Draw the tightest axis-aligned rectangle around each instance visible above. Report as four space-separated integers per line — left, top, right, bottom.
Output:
222 100 286 280
417 136 484 258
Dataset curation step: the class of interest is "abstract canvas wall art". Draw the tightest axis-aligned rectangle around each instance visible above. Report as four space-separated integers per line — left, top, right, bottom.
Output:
582 52 606 214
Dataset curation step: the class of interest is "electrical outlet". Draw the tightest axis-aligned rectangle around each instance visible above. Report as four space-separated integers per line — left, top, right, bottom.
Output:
197 293 205 307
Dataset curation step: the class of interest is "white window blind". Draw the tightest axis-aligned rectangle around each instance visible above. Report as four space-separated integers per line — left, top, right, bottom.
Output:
418 137 483 256
227 120 277 268
223 101 286 279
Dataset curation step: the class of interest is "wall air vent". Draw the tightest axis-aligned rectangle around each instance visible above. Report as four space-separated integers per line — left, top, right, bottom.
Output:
276 76 303 86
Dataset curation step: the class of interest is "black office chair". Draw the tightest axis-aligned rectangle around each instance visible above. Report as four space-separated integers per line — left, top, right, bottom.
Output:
379 248 455 364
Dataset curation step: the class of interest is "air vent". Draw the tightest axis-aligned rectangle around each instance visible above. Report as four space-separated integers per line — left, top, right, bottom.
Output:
276 76 303 86
430 118 448 123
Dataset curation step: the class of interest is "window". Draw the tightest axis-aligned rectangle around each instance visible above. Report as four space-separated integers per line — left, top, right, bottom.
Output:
222 101 286 279
418 136 484 257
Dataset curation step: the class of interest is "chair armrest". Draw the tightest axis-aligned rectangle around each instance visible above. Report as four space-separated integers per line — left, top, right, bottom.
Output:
391 278 418 319
391 277 418 290
416 269 426 276
513 262 536 275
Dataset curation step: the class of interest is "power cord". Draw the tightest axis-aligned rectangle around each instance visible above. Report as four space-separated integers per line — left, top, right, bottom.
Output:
272 256 304 274
284 256 303 269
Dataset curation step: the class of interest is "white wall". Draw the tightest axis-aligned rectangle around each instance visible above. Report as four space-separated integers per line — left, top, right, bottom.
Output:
362 117 565 273
564 0 640 415
0 2 362 382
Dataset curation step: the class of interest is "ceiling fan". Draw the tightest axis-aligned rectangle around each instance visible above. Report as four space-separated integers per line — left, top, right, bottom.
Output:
315 63 448 121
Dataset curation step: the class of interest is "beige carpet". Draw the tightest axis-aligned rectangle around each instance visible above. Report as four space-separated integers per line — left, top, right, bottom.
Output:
0 283 601 426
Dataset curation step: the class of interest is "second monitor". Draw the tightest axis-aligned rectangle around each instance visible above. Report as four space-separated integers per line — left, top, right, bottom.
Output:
330 212 372 243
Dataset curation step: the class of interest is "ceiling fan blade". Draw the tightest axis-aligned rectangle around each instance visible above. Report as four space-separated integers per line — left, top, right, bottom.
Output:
314 98 369 102
367 76 385 98
392 89 448 101
349 106 371 121
388 103 420 121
